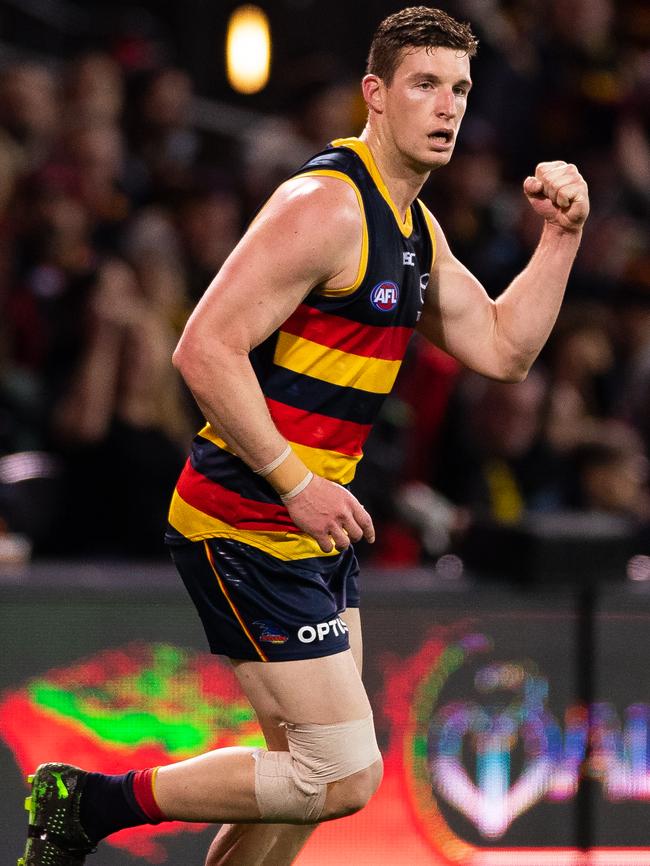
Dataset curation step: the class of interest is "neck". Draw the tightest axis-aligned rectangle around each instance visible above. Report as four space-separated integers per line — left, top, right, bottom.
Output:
359 124 430 219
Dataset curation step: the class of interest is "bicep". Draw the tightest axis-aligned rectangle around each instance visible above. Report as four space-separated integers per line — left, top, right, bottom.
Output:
418 217 501 376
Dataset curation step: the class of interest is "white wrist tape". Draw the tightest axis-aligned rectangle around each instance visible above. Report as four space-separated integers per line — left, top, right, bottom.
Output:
255 445 292 477
280 471 314 502
253 713 381 824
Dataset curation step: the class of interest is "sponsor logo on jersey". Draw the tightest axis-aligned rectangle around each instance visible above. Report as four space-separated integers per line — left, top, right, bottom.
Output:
254 621 289 644
417 272 430 321
403 251 416 266
370 280 400 312
419 272 430 301
297 616 349 643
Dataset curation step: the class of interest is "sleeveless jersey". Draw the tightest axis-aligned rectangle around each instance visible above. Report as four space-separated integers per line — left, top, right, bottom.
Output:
166 137 437 559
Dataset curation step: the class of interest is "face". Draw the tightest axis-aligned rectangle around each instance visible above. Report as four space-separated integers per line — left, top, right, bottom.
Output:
371 46 472 172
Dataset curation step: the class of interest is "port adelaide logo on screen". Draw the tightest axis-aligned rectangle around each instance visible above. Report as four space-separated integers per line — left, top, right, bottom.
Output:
370 280 400 312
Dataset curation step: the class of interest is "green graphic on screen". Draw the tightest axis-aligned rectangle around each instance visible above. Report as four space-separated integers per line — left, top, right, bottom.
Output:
0 643 265 861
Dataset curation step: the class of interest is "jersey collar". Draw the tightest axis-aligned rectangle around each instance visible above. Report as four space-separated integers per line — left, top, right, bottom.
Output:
332 137 414 238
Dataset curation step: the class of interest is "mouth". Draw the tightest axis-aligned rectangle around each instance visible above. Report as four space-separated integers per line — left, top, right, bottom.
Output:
428 129 454 148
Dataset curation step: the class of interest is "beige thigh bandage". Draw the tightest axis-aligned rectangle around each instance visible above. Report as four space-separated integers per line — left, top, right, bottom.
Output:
253 713 381 824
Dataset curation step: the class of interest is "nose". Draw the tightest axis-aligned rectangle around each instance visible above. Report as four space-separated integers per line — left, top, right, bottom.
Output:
434 86 456 119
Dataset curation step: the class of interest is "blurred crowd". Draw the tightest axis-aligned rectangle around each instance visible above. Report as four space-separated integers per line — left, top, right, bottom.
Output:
0 0 648 570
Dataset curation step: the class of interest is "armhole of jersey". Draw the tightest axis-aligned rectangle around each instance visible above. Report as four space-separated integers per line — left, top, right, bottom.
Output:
418 200 437 271
298 168 369 297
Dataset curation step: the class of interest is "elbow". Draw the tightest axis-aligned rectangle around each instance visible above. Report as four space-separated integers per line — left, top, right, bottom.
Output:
499 365 529 384
495 352 532 383
172 339 191 378
491 330 536 382
172 335 206 389
172 329 245 390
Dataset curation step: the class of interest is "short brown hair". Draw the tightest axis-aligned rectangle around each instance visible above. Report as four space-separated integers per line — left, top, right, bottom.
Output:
366 6 478 85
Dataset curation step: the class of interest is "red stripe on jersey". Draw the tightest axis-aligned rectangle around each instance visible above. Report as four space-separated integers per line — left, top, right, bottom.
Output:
281 304 412 361
176 462 300 532
266 398 370 456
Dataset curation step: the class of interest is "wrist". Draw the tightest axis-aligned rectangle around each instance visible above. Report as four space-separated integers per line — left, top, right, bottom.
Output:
280 471 314 502
255 445 312 497
542 220 583 241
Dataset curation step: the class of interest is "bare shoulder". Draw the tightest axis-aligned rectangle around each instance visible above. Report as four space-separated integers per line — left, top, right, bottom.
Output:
240 173 363 292
253 173 362 243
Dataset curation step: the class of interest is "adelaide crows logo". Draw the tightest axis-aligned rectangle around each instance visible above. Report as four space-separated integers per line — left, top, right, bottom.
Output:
254 621 289 644
370 280 400 312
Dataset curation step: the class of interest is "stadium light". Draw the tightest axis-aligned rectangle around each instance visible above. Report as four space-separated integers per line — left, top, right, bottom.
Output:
226 5 271 95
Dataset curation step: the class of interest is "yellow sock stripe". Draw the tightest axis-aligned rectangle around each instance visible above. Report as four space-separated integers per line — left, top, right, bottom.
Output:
150 767 162 813
203 540 269 662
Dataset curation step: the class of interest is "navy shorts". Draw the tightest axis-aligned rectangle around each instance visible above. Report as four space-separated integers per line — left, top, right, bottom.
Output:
169 537 360 662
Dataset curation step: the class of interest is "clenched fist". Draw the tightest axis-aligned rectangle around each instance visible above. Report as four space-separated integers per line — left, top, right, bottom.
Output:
523 161 589 232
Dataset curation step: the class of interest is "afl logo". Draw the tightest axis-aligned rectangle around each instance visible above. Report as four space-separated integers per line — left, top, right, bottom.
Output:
370 280 400 312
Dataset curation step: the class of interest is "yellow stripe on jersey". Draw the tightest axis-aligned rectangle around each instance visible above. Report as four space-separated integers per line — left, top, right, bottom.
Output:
332 137 413 238
299 169 369 297
196 423 359 484
198 423 234 451
274 331 401 394
289 441 360 485
168 489 338 560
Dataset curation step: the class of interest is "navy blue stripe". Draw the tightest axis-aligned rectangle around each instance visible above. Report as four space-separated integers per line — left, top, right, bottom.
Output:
189 437 281 504
298 294 415 328
164 522 187 545
263 367 387 426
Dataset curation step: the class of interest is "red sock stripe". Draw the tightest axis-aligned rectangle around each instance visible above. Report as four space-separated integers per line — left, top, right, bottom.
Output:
132 767 165 823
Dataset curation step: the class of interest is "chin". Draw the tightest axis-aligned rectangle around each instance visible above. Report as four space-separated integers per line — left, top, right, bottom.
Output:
428 147 454 167
413 150 452 173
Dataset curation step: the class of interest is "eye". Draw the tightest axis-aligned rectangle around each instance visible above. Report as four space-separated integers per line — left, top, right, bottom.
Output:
453 86 468 97
418 81 433 90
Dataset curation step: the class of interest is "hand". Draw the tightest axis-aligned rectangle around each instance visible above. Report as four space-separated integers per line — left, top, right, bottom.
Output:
523 161 589 232
283 474 375 553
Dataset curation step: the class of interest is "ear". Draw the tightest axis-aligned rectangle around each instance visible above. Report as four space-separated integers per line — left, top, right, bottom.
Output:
362 74 385 113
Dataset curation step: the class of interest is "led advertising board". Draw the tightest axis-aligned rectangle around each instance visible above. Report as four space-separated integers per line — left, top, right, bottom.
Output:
1 573 648 864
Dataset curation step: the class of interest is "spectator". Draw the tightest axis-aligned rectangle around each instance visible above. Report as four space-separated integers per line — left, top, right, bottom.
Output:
544 302 617 452
435 369 563 523
63 52 125 127
0 5 648 563
568 427 649 521
0 62 60 173
51 257 189 557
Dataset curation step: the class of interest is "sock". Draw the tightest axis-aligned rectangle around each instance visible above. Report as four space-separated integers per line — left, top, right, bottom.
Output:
79 768 165 843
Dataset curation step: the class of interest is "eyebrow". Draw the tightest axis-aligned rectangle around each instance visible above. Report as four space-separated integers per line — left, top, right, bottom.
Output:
407 72 473 90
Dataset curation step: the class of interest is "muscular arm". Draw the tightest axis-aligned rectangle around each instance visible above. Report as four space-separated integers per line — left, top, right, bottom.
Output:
173 175 374 551
418 161 589 381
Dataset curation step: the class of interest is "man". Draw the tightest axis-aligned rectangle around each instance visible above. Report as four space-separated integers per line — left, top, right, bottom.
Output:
19 7 589 866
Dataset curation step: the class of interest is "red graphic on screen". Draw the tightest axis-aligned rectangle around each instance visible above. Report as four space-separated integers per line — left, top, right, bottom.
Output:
2 632 649 865
301 622 650 865
0 644 264 863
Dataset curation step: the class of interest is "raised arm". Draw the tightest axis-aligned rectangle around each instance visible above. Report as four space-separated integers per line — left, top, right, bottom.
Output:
172 175 375 552
418 161 590 381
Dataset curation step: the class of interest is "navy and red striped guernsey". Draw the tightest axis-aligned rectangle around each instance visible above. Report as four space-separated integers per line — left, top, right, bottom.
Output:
166 137 437 559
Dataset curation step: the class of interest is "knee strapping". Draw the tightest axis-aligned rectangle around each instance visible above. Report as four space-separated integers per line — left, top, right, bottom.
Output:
253 713 381 824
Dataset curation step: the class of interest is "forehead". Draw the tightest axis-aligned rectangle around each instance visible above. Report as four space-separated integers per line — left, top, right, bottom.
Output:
392 45 471 81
